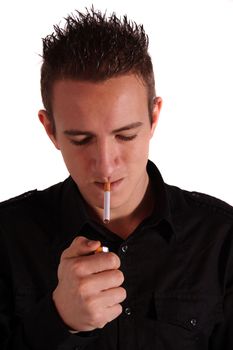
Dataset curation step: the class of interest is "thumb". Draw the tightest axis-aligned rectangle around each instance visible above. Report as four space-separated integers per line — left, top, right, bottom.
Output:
61 236 101 259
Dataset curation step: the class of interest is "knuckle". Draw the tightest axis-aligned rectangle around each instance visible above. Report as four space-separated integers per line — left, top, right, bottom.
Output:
114 269 124 284
114 287 126 303
116 303 123 316
84 296 96 314
77 278 89 298
84 299 107 329
108 252 120 268
73 235 85 246
98 321 107 329
72 259 86 276
107 304 122 323
89 308 105 328
60 248 69 260
120 287 127 300
94 312 103 325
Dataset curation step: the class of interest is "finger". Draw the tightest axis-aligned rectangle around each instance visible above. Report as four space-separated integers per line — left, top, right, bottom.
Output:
72 252 121 276
98 287 127 307
61 236 100 259
87 302 124 329
84 303 123 330
104 303 124 324
78 269 124 296
93 269 124 291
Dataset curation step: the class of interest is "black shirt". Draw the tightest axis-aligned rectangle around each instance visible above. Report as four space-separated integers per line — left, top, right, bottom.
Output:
0 160 233 350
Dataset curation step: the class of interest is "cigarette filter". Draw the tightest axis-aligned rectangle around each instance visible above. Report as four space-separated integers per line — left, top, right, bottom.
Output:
103 182 110 224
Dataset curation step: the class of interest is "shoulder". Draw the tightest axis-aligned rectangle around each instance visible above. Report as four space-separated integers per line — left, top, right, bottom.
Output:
0 178 69 220
0 179 72 245
0 190 37 215
166 183 233 223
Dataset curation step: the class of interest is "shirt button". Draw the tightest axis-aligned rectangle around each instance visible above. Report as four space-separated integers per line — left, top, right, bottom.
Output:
190 318 197 326
121 244 128 253
125 307 131 316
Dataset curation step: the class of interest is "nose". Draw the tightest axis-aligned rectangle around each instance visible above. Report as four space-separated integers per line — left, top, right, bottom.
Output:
90 138 119 179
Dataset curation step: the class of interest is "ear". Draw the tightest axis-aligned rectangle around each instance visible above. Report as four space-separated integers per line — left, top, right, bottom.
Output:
151 97 163 138
38 110 60 150
150 97 162 138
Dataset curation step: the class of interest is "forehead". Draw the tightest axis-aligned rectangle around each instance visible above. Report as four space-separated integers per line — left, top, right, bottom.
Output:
51 75 149 128
53 74 147 107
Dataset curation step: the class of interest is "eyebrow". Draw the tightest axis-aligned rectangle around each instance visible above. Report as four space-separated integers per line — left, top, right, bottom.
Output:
63 122 143 136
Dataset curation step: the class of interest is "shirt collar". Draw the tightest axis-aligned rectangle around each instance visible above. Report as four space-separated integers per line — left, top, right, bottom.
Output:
60 177 90 236
145 160 177 238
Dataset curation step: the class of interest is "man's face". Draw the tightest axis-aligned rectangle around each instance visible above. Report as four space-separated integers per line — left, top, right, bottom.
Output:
39 75 161 217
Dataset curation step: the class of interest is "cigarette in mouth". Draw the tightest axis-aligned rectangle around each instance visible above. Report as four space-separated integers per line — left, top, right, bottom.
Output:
103 181 110 224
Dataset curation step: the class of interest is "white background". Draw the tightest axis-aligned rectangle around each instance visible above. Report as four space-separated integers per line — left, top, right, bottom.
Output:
0 0 232 205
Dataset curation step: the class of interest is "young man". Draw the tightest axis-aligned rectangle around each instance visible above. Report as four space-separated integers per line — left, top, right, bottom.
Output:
0 8 233 350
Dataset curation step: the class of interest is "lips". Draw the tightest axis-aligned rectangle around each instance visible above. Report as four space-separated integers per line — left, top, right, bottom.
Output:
94 178 123 190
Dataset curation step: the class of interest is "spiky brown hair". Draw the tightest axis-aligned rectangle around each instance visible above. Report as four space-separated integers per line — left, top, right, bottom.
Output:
40 7 156 130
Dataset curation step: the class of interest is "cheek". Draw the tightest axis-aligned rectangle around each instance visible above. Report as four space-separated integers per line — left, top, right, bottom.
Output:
129 137 150 161
59 144 89 177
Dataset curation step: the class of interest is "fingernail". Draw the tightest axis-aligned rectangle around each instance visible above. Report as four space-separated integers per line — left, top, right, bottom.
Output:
87 239 99 247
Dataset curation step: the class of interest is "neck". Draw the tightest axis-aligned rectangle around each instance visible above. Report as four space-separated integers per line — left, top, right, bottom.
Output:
88 175 154 239
107 180 154 239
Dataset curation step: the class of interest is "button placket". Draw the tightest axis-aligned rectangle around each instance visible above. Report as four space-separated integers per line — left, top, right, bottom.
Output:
119 244 130 318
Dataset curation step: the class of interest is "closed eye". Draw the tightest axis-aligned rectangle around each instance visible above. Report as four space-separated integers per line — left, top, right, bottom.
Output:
70 136 93 146
116 134 137 141
70 134 137 145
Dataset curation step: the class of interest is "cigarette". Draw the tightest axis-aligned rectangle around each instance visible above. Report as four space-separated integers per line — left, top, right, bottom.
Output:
103 181 110 224
95 246 109 253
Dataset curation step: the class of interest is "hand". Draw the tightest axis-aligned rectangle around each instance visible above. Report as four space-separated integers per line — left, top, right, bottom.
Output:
52 236 126 332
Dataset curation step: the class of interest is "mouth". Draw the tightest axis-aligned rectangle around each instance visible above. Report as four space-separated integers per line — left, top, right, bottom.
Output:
94 178 123 191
